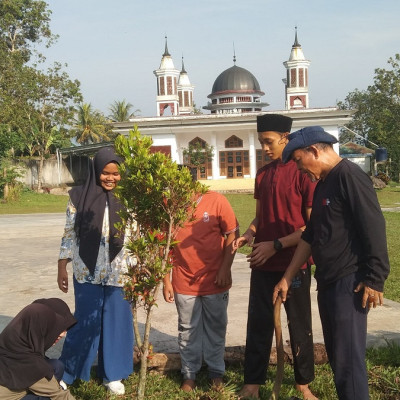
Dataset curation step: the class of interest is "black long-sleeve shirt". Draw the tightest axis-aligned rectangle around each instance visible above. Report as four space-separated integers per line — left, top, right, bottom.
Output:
302 159 390 291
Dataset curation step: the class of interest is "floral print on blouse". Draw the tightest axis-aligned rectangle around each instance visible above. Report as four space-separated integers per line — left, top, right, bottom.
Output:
59 199 136 287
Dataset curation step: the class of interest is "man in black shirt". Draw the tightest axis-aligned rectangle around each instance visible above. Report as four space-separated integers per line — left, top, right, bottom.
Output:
273 126 390 400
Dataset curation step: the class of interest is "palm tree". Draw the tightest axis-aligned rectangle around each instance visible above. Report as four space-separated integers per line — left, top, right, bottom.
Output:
72 103 112 145
108 100 140 122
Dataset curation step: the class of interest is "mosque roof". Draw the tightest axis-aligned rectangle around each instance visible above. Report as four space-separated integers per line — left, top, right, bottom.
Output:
209 65 264 96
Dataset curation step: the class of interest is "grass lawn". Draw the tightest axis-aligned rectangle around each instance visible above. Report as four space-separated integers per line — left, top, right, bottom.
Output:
0 189 68 214
382 211 400 302
67 344 400 399
376 184 400 207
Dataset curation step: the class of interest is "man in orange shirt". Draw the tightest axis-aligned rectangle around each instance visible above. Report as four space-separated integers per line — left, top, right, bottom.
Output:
163 190 239 392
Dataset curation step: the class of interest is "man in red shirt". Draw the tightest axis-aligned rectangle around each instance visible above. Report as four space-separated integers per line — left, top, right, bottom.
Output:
234 114 318 400
163 190 239 392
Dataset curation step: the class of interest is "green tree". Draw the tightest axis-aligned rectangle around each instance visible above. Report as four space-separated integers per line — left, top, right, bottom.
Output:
108 99 140 122
26 64 81 189
0 62 81 190
0 61 81 190
0 0 57 61
72 103 112 145
338 54 400 180
0 124 21 159
192 102 203 115
114 127 207 400
0 124 23 200
0 54 38 151
0 0 83 192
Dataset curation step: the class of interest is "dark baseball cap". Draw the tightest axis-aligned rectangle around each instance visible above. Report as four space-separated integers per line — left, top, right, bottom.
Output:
282 126 338 163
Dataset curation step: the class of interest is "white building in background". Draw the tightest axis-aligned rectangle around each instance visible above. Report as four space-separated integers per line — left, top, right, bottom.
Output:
113 30 354 180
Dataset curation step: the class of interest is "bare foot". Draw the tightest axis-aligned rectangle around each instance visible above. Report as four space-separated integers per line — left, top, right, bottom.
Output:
181 379 196 392
295 383 319 400
238 384 260 399
210 377 224 390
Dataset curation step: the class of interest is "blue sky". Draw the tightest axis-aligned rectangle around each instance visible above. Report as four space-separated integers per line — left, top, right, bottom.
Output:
41 0 400 117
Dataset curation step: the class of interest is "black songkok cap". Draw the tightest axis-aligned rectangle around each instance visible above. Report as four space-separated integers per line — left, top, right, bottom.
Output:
257 114 293 133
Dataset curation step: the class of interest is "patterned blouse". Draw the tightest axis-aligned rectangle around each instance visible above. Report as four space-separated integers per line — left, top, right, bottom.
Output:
59 199 136 287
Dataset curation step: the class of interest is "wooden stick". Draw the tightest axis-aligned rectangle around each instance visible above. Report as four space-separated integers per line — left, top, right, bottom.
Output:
269 295 284 400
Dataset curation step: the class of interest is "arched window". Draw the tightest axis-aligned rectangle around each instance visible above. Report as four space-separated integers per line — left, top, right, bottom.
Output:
184 137 212 180
293 97 304 108
189 137 207 148
225 135 243 148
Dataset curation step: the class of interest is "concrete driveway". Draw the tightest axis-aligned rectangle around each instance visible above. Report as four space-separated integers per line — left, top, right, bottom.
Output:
1 213 399 359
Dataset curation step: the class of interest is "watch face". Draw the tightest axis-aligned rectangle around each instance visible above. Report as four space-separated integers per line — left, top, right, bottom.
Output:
274 239 283 251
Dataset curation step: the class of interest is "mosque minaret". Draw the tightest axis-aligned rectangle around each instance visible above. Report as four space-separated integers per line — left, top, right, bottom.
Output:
177 57 195 115
154 29 311 115
153 37 180 116
283 27 311 110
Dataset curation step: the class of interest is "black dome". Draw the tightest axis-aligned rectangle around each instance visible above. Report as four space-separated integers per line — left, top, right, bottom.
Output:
211 65 262 94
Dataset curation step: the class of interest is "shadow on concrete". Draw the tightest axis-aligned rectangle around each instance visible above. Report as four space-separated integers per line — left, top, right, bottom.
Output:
367 330 400 347
44 321 178 359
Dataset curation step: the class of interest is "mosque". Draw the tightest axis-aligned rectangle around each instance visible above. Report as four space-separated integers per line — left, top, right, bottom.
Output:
113 30 353 180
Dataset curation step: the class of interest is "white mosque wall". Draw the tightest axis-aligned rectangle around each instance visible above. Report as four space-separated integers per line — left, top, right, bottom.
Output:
114 109 354 182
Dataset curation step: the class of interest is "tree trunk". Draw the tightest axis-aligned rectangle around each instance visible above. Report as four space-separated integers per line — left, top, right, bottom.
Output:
136 283 161 400
37 152 44 191
3 168 9 200
132 307 142 349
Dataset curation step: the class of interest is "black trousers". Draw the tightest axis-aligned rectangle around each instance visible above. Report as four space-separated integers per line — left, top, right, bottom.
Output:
243 267 315 385
318 272 369 400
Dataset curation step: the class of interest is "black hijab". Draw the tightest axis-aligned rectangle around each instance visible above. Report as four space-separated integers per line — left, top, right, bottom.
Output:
0 298 76 390
69 147 124 276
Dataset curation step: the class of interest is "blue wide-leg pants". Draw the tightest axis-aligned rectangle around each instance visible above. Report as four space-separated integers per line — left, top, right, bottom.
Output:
60 278 134 383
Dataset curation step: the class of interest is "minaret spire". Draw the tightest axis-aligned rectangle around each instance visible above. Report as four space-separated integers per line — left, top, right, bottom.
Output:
293 26 300 47
181 55 186 73
163 35 170 56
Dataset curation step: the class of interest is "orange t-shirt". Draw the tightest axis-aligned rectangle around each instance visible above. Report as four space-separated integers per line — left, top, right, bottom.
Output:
172 191 239 295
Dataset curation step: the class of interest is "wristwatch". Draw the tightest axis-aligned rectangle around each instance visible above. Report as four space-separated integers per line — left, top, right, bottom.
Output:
273 239 283 251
